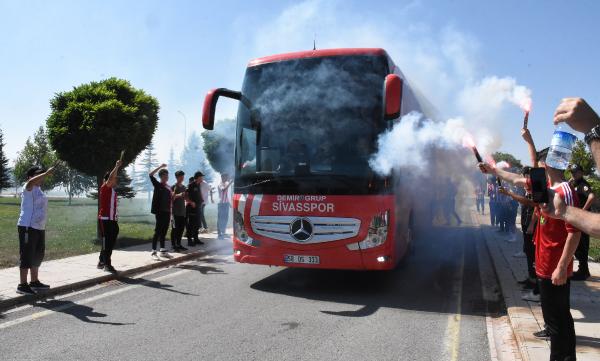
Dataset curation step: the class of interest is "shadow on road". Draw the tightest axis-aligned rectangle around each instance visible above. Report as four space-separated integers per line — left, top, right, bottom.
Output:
34 299 134 326
251 225 503 319
576 335 600 350
176 264 226 275
118 276 198 296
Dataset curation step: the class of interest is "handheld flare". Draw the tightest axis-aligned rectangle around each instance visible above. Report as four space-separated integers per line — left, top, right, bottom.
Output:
472 146 483 163
119 150 126 162
523 111 529 129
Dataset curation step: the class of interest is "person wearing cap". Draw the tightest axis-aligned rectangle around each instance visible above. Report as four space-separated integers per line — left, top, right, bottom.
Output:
568 164 595 280
149 164 173 260
16 165 55 295
478 146 581 361
97 159 122 273
170 170 187 252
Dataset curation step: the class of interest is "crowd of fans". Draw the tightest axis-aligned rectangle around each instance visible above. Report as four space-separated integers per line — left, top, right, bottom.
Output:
478 98 600 361
16 160 233 295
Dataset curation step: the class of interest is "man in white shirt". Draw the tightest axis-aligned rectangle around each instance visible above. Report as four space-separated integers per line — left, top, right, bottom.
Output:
16 166 54 295
216 173 233 239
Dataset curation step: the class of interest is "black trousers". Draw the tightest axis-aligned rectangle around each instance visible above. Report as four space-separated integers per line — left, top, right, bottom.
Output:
152 212 170 251
186 211 199 245
18 226 45 269
100 220 119 266
170 216 186 247
574 233 590 273
539 278 576 361
522 232 536 280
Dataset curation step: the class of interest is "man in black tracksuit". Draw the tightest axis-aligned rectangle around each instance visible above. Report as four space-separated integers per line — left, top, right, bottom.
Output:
149 164 172 259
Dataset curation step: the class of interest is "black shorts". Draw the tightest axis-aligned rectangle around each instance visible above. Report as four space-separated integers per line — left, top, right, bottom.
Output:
18 226 46 269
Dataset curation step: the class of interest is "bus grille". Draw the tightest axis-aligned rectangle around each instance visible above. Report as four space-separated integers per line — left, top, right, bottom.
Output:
250 216 361 244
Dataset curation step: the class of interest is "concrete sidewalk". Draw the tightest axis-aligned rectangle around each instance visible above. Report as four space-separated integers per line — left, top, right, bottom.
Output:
474 210 600 361
0 230 233 311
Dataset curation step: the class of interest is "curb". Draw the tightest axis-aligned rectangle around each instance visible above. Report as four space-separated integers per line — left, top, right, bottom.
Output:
0 249 207 312
474 212 541 361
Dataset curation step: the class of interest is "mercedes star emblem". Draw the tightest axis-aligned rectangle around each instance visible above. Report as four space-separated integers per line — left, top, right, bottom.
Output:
289 217 313 242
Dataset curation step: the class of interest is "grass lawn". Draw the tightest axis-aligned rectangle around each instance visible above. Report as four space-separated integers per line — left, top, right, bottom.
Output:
0 197 222 269
591 237 600 262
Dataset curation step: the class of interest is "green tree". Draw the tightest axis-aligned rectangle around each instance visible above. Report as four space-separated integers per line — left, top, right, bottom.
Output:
115 169 136 199
13 126 60 190
137 142 159 203
182 131 213 181
569 139 599 199
0 128 12 191
58 167 96 205
89 168 136 199
570 140 596 175
201 118 235 175
492 151 523 171
47 77 159 236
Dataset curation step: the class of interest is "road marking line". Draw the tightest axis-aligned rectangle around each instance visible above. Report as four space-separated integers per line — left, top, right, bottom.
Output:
445 237 465 361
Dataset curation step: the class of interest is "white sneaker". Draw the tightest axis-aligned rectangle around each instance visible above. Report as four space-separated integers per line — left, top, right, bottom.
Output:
513 251 526 258
160 250 173 259
151 251 160 261
522 290 540 302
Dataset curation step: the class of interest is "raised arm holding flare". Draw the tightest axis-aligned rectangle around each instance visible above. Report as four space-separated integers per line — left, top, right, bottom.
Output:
521 128 538 167
97 159 123 273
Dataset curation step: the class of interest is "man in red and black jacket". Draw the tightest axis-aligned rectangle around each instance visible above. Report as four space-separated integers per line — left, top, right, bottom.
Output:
98 159 122 273
479 155 581 361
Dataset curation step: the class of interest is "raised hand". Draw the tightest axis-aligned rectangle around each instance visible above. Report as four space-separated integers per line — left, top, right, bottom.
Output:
554 98 600 133
521 128 533 144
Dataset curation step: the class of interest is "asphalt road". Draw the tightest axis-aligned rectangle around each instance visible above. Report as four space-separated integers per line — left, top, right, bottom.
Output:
0 208 503 361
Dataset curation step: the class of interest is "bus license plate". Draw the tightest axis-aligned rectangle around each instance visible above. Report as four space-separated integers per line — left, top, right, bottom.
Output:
284 255 320 265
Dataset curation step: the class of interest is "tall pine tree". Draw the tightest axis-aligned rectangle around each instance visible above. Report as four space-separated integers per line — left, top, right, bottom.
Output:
138 142 159 202
0 128 12 191
181 131 213 182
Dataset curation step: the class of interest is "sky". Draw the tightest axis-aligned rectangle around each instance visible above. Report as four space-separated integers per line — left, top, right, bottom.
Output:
1 0 599 167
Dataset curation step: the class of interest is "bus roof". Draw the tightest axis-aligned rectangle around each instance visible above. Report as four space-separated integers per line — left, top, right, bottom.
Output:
248 48 389 67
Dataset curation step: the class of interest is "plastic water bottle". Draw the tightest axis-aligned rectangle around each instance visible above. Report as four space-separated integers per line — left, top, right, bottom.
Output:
545 124 577 170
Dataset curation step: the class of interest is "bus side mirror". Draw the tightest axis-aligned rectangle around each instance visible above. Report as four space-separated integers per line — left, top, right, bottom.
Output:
202 88 243 130
384 74 402 120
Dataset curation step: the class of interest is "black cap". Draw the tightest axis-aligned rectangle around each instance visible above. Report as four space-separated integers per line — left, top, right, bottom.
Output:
26 166 44 178
194 171 204 179
569 164 584 173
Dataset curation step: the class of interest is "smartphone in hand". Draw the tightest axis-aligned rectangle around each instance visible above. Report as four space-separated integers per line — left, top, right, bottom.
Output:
530 167 548 203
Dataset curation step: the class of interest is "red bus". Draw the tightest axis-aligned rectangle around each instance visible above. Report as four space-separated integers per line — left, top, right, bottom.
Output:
202 48 429 270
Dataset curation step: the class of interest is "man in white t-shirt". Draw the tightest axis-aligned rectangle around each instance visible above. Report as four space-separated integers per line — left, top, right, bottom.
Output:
16 166 54 295
216 173 233 239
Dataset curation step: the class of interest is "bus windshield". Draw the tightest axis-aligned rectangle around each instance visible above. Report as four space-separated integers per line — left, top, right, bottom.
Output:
235 55 389 195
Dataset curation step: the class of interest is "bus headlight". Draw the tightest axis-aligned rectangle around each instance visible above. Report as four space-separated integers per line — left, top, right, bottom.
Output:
234 210 259 246
234 210 249 243
358 210 390 249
